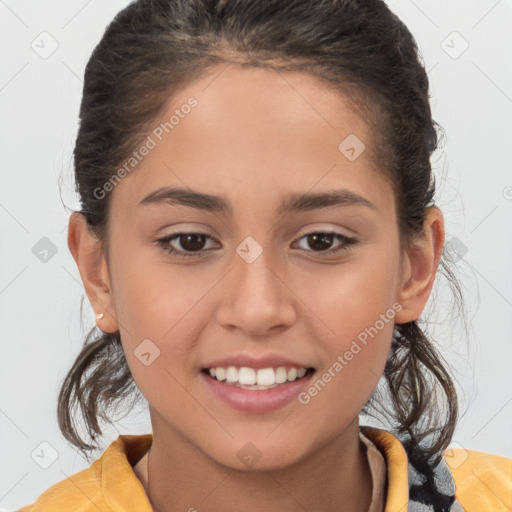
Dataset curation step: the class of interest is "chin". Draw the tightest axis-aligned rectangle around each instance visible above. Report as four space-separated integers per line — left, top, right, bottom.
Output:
202 436 315 473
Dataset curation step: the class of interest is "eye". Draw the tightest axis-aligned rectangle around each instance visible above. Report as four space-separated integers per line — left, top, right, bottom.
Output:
293 231 357 256
156 230 358 259
156 232 217 258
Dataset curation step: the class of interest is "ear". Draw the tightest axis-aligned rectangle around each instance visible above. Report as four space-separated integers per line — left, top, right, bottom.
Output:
67 212 119 333
394 206 445 324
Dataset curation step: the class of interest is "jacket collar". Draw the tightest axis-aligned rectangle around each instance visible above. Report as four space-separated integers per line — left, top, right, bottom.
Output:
360 425 410 512
101 426 458 512
102 433 153 511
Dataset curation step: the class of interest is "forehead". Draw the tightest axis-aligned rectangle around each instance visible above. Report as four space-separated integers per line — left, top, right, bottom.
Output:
109 63 392 216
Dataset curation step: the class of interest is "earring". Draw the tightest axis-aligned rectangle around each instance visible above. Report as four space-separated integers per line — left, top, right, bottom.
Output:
96 312 104 320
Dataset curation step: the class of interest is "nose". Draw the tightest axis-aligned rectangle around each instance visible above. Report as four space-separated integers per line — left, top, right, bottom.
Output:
215 247 296 337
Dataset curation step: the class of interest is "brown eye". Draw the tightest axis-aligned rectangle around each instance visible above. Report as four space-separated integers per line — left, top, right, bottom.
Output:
176 233 207 251
156 232 215 258
294 232 357 255
305 233 335 251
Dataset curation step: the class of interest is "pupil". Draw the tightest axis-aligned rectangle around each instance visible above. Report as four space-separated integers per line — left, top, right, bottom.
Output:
181 234 205 251
308 233 333 251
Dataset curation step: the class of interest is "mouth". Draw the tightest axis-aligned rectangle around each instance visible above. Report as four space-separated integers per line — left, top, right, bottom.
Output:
200 356 317 412
201 366 315 390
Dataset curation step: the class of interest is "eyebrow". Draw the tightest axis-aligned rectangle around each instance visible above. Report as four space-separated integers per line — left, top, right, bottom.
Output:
138 186 376 215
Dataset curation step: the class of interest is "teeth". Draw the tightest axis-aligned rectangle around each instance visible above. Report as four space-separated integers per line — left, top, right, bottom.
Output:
206 366 309 386
238 367 256 385
287 368 297 381
275 367 288 383
257 368 275 386
226 366 238 383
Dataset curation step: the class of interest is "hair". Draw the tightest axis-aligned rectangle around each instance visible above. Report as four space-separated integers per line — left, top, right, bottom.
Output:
58 0 466 504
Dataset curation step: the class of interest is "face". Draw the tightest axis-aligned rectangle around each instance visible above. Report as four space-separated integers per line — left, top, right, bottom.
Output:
96 64 410 470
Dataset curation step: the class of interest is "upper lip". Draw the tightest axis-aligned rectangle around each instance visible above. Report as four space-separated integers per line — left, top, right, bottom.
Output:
203 354 313 370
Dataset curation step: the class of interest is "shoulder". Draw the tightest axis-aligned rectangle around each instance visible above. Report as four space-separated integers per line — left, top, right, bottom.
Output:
443 446 512 512
15 466 105 512
16 457 105 512
361 425 512 511
17 434 152 512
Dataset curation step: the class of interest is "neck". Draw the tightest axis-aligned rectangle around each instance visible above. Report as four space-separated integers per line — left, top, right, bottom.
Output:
137 414 372 512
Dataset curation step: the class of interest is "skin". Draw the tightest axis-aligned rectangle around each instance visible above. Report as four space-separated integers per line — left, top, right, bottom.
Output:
68 63 444 512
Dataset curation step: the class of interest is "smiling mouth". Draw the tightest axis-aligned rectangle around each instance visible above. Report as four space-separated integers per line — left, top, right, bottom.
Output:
201 366 315 390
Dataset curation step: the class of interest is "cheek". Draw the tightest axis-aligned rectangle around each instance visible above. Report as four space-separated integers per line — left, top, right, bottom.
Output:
293 248 399 403
110 239 212 337
299 310 395 425
295 246 400 339
108 245 214 394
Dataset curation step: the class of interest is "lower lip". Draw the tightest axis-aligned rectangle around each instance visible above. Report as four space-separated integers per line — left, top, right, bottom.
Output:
201 371 315 413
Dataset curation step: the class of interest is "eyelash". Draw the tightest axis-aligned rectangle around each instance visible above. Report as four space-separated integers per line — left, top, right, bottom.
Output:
155 231 357 259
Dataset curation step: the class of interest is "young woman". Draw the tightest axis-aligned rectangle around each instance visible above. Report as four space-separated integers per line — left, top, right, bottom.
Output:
19 1 511 511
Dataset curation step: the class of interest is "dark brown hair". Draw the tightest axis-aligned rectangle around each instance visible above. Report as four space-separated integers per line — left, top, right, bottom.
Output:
58 0 465 500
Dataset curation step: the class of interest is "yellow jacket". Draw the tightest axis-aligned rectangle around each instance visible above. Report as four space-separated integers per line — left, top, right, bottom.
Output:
18 426 512 512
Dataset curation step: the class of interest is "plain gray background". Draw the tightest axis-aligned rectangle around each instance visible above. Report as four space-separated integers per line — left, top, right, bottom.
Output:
1 0 511 510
